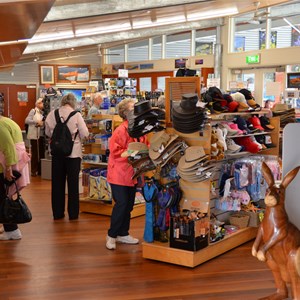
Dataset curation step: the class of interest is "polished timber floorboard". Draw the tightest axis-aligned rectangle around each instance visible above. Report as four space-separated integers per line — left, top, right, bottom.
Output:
0 177 286 300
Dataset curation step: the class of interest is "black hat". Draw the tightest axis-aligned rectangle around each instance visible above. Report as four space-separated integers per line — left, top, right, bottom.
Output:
133 100 152 117
239 89 253 100
259 116 275 131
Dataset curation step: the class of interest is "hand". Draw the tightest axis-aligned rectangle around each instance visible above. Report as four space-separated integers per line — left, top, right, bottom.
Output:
5 167 14 182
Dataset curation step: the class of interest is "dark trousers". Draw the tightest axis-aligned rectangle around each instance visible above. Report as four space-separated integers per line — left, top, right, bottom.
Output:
0 174 18 232
30 137 45 175
51 156 81 220
108 184 136 238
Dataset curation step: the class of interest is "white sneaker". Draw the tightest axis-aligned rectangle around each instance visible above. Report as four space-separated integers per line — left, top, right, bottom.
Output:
106 235 116 250
116 235 139 244
0 229 22 240
226 138 242 153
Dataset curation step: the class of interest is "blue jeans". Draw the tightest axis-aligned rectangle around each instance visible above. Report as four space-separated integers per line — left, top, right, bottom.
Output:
108 184 136 238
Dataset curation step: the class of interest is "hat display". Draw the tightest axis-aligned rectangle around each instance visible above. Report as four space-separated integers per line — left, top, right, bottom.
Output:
149 131 179 160
121 142 149 158
259 116 275 130
176 146 212 182
177 146 208 170
127 102 166 138
171 93 207 134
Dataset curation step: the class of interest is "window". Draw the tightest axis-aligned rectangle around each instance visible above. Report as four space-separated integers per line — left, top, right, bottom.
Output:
107 46 125 64
232 2 300 52
166 32 191 58
152 36 162 60
195 28 216 55
128 40 148 62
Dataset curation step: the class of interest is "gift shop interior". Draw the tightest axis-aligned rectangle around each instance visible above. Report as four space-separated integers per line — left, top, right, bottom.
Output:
1 0 300 299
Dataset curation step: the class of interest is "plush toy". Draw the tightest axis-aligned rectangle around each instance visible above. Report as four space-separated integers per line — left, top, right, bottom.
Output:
211 129 224 160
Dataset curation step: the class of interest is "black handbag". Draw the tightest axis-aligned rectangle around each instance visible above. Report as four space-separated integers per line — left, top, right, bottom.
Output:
0 181 32 224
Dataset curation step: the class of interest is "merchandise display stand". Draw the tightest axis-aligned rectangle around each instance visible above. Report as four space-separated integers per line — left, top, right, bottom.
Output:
143 227 257 268
79 113 145 217
142 78 280 268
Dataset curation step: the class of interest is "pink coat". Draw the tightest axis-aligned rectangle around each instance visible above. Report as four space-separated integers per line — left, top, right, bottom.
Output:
106 120 148 187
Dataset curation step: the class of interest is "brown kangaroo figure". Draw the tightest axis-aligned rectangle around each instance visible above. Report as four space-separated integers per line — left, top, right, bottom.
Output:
252 162 300 300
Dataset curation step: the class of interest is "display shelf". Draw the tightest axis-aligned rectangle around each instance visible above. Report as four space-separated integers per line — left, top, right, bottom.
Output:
142 227 257 268
209 109 272 121
80 197 145 218
80 113 145 218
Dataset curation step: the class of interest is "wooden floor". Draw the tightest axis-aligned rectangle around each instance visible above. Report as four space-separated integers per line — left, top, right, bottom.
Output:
0 177 288 300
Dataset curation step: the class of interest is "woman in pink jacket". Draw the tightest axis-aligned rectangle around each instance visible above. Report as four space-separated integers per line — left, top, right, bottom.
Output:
106 98 148 250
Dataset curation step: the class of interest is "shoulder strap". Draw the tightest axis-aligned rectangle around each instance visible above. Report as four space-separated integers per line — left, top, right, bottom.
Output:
54 109 61 123
64 111 78 124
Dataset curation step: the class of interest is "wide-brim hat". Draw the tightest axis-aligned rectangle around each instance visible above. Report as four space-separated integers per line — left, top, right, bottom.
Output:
131 156 156 179
133 100 152 117
272 103 288 112
149 130 179 160
177 146 208 170
173 120 206 134
152 139 186 166
121 142 149 158
172 112 206 124
128 124 165 138
177 164 215 177
177 160 211 175
259 115 275 130
172 102 204 117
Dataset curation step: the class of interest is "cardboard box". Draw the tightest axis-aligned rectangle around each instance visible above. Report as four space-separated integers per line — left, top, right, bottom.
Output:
169 216 209 251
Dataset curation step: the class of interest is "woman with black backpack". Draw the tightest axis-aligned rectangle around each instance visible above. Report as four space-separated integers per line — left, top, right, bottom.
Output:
45 93 89 221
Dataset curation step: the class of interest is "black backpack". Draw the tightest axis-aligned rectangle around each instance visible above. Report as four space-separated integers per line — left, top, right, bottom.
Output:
50 109 78 157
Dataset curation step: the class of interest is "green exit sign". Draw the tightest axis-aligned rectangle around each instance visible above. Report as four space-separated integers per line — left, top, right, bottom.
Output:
246 55 260 64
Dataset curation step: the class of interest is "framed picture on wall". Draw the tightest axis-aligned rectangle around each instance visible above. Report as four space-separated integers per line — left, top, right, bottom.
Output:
56 65 90 83
39 65 55 85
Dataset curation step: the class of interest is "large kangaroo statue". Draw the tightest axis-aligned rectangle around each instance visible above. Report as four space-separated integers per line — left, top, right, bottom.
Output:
252 162 300 300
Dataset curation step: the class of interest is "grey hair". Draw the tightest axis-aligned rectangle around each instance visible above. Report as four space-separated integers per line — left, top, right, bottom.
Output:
157 95 165 109
60 93 77 109
117 98 135 120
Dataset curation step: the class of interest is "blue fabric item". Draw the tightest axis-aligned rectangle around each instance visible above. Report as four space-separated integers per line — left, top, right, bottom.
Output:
156 189 171 231
144 201 154 242
143 182 158 242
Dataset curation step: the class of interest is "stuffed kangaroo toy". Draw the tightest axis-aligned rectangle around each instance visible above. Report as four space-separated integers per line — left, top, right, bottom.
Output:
252 162 300 300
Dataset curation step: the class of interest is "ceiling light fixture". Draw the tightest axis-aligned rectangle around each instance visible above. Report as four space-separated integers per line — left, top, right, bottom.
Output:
33 55 39 62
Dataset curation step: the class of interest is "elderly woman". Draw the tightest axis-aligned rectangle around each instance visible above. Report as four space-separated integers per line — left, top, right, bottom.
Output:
45 93 89 221
106 98 148 250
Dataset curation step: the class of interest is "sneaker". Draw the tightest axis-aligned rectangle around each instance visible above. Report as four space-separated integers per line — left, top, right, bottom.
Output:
0 229 22 240
106 235 116 250
226 138 242 153
116 235 139 244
